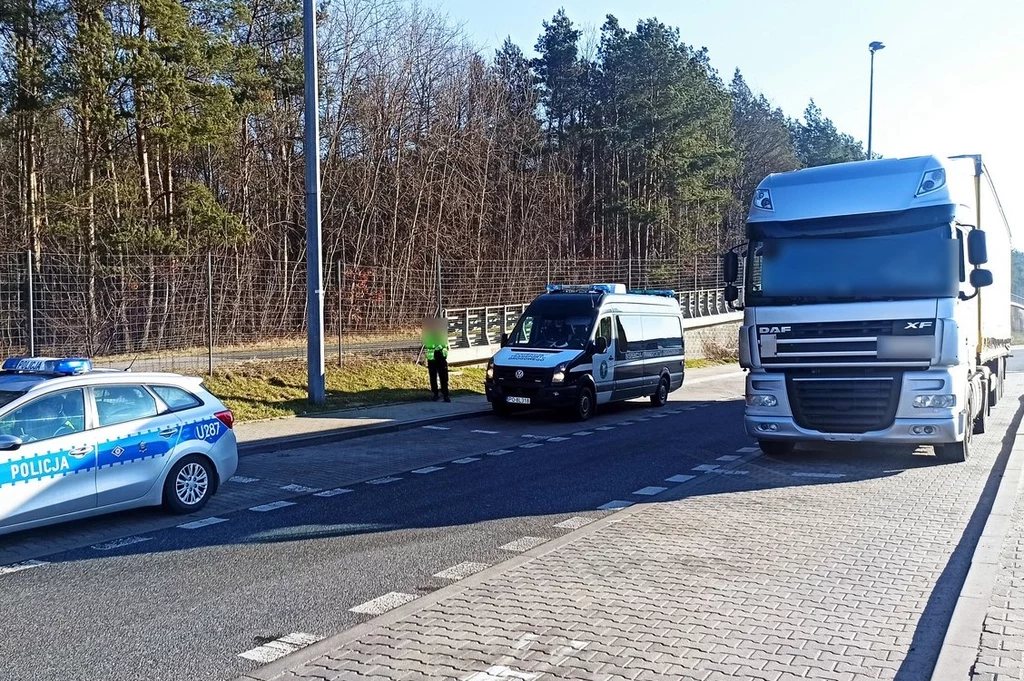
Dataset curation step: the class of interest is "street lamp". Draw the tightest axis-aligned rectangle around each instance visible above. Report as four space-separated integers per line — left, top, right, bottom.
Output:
304 0 325 404
867 40 885 159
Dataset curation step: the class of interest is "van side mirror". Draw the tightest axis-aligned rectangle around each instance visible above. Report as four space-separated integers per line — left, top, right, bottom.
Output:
500 332 508 347
0 434 22 451
593 336 608 354
968 229 988 265
970 268 993 289
723 251 739 284
724 284 739 303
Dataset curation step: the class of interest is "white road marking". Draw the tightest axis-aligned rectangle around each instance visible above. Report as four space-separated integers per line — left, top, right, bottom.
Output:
522 434 543 439
412 466 445 474
422 425 450 430
91 536 153 551
594 426 614 431
792 472 847 480
520 443 543 449
737 446 760 453
547 436 569 442
632 486 667 496
486 449 513 456
433 561 490 580
238 632 322 664
680 407 696 411
366 476 401 484
635 417 651 422
554 516 593 529
249 500 297 512
665 474 696 484
177 517 229 530
692 464 721 472
721 470 750 476
499 536 548 552
472 429 499 434
280 484 321 494
229 476 259 483
350 592 418 615
597 500 633 511
453 457 481 464
0 560 49 575
314 488 353 497
650 413 668 418
573 431 593 436
716 455 741 462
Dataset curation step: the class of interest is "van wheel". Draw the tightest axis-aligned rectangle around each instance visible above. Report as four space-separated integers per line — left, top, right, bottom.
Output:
492 401 512 417
758 439 795 457
573 386 595 422
163 455 216 514
651 376 670 407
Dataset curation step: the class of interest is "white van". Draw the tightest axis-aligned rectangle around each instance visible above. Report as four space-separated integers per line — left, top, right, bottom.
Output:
485 284 686 420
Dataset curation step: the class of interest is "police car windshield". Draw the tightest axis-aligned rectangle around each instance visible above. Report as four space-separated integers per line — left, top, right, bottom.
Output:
0 391 23 409
509 298 598 350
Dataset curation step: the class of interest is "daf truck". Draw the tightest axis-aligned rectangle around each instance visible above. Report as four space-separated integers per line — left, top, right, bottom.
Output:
722 154 1011 462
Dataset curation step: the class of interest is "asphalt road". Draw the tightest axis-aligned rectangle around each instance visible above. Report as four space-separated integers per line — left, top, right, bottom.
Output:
0 373 745 681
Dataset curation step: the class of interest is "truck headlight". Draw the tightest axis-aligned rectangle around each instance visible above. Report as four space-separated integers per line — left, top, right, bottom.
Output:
486 362 494 379
913 394 956 408
552 363 567 384
747 394 778 407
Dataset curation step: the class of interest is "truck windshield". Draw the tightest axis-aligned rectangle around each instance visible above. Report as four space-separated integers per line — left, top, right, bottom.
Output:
746 225 960 305
508 297 597 350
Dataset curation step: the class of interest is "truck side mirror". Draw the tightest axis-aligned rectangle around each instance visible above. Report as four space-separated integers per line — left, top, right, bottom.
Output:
968 229 988 266
723 251 739 284
500 332 508 347
724 284 739 303
970 268 993 289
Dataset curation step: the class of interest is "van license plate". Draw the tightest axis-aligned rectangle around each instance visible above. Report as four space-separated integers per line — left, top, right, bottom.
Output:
506 396 531 405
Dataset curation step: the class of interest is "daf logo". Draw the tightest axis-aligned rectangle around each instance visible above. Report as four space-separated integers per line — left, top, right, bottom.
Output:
515 369 524 379
905 321 933 330
758 326 791 334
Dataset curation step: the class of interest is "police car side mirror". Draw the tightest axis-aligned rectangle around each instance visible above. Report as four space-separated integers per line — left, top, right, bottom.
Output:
0 434 22 451
500 332 508 347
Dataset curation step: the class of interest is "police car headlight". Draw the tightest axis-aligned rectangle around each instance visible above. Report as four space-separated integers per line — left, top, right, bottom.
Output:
746 394 778 407
551 363 567 384
486 361 494 379
913 394 955 408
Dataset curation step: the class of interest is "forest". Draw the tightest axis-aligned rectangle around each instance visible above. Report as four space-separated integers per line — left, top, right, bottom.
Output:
0 0 868 355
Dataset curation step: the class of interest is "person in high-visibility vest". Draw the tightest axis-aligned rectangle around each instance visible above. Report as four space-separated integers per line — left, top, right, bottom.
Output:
423 317 450 402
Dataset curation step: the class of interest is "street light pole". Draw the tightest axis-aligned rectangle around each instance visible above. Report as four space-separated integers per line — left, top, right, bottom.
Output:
304 0 325 404
867 40 885 159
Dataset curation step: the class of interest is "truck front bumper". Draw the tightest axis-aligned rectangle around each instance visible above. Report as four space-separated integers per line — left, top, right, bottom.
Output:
744 413 964 444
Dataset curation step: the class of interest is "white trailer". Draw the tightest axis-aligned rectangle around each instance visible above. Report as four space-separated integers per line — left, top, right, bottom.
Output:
722 154 1012 462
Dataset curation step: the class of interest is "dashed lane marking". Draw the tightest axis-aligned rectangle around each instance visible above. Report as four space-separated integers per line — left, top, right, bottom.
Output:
792 472 847 480
92 536 153 551
692 464 721 472
499 536 549 552
0 560 49 575
229 476 259 483
547 437 569 442
650 413 668 418
238 632 322 664
720 470 750 476
412 466 445 474
422 425 450 430
737 446 760 453
249 501 297 512
554 516 594 529
521 434 544 439
520 443 543 449
632 486 668 496
280 484 321 494
665 474 696 484
178 517 229 530
366 476 401 484
472 429 500 434
314 488 353 497
595 426 614 431
597 500 634 511
573 431 593 436
486 449 513 456
716 455 741 462
350 592 418 615
618 420 635 425
453 457 481 464
433 562 491 580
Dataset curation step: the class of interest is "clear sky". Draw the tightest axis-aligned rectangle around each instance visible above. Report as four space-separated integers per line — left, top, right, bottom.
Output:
422 0 1023 238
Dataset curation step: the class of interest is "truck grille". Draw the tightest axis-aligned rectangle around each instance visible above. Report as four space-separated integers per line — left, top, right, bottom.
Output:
760 319 933 367
787 373 900 434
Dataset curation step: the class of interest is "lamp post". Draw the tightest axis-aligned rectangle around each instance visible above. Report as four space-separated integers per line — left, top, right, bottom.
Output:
304 0 325 404
867 40 885 159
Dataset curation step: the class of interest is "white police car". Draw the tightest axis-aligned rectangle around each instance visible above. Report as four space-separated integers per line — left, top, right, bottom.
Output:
0 357 238 536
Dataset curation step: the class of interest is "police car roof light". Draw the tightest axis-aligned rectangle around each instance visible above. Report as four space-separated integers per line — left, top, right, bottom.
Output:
627 289 677 298
545 283 626 294
2 356 93 375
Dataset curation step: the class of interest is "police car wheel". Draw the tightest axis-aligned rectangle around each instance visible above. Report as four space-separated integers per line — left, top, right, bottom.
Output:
163 455 215 513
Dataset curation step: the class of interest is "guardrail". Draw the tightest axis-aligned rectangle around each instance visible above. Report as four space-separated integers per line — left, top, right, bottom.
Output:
444 287 735 350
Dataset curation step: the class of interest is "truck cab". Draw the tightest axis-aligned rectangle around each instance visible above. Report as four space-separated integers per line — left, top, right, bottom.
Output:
722 154 1011 462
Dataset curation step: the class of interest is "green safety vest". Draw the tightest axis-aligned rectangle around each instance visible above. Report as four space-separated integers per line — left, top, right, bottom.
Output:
423 331 449 360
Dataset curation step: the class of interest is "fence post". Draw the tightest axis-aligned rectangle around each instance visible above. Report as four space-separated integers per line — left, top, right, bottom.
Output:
337 262 344 367
26 251 35 356
206 253 214 376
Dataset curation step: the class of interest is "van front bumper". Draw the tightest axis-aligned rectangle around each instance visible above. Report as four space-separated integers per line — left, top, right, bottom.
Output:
485 382 576 408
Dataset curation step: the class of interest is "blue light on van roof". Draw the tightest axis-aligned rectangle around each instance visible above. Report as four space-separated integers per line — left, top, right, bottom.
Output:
627 289 677 298
545 283 627 294
2 357 93 375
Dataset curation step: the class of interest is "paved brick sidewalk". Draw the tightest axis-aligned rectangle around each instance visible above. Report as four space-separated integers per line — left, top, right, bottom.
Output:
237 377 1024 681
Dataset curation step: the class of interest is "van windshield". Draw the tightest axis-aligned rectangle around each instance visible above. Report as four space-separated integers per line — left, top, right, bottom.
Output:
508 297 598 350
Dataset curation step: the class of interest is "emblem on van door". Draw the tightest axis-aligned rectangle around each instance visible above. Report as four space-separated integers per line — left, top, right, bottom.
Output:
515 369 524 379
600 360 608 379
758 326 791 334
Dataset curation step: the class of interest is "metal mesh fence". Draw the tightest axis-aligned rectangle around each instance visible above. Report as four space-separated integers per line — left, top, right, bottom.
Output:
0 251 727 372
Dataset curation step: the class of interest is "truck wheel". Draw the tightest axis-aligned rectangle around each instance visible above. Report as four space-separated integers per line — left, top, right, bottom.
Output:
758 439 795 457
974 387 988 435
573 386 595 422
650 376 670 407
938 404 973 463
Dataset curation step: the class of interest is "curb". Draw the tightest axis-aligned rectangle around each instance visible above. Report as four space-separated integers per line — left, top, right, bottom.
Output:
930 415 1024 679
229 446 764 681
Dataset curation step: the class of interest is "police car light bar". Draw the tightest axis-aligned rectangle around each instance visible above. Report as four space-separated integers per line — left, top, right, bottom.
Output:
2 357 93 375
545 283 626 294
627 289 677 298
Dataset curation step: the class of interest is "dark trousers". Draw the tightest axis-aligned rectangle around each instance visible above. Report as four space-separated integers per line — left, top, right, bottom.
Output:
428 355 449 398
